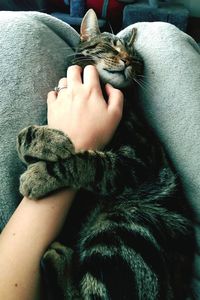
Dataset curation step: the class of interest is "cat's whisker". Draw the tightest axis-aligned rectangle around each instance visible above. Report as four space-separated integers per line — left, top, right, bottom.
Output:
137 74 145 78
72 55 96 62
132 77 154 97
67 53 95 61
136 81 154 97
72 58 94 64
138 79 155 97
74 52 96 58
108 22 114 35
45 46 81 56
73 55 94 59
65 53 76 59
132 77 144 91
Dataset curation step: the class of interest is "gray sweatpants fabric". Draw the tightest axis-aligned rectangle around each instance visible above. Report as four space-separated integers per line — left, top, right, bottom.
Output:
0 11 199 298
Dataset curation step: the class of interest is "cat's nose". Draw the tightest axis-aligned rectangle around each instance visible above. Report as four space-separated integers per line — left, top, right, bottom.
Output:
121 58 130 66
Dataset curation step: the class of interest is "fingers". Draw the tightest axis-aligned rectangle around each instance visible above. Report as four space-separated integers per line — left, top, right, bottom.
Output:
106 83 124 117
67 65 82 87
64 65 101 92
83 65 101 90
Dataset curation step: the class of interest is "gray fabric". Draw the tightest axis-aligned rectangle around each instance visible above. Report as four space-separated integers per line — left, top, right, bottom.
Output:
0 11 199 298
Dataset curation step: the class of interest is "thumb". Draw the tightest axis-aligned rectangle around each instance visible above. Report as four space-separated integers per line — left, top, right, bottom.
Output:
106 83 124 117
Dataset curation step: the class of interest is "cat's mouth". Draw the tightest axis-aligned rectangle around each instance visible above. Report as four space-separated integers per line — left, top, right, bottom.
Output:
103 68 126 80
96 65 132 88
104 66 132 81
103 65 126 74
106 70 124 75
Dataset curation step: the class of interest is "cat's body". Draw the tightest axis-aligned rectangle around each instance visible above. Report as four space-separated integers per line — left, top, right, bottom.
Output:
17 9 195 300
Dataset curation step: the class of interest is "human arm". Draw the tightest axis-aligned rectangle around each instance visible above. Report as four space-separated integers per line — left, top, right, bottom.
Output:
0 65 124 300
0 190 75 300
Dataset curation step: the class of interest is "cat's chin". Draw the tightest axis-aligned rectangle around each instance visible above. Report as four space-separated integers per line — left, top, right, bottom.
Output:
98 68 131 89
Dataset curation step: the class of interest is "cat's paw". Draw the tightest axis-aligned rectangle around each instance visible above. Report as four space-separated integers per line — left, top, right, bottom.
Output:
19 161 65 199
17 125 74 165
42 242 80 299
42 242 73 278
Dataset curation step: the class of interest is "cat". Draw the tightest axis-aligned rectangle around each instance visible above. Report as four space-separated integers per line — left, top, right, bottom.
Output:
17 9 195 300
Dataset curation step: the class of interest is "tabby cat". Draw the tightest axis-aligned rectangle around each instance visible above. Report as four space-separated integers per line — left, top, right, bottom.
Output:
17 9 195 300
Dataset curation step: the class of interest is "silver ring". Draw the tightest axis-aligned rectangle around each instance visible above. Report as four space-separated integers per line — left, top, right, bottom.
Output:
54 86 67 93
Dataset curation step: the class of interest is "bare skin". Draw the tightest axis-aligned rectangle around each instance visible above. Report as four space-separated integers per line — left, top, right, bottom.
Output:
0 65 124 300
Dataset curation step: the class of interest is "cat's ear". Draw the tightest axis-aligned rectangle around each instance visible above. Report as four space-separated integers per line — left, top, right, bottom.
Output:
80 9 101 41
127 28 137 47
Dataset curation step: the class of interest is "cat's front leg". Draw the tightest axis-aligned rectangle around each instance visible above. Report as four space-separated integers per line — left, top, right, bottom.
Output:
19 146 147 199
18 126 146 198
17 125 75 164
72 146 147 196
19 154 95 199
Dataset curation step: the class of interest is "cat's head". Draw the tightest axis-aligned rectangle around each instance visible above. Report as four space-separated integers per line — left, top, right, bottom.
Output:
74 9 143 89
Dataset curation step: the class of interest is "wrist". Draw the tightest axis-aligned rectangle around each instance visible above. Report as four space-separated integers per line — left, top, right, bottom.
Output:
1 189 76 258
72 137 104 152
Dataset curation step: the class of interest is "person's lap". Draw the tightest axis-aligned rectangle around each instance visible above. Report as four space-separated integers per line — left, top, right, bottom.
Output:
0 11 199 298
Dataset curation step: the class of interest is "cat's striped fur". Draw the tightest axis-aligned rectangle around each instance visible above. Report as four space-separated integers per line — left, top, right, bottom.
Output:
17 9 195 300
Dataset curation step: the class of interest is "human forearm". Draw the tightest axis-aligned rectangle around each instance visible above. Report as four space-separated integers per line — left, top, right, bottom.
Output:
0 189 76 300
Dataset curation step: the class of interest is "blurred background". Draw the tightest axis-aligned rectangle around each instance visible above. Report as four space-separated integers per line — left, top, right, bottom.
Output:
0 0 199 42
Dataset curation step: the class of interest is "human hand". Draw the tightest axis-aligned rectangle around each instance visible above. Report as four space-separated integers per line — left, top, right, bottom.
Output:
47 65 124 152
